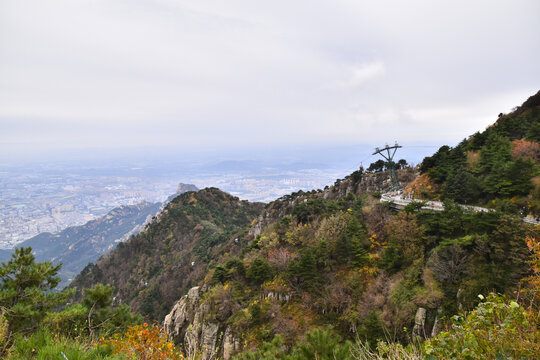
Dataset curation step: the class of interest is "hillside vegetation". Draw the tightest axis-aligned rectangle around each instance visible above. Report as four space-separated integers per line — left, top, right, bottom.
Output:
160 183 536 358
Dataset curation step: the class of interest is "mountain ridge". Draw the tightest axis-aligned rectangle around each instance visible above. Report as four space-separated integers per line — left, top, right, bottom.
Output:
70 187 265 320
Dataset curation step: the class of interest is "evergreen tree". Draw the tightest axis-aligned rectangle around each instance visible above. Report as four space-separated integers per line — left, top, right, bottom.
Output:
396 159 408 169
212 265 228 284
83 283 114 341
443 168 479 203
0 247 74 356
526 121 540 142
247 259 273 286
292 327 352 360
351 237 368 269
335 234 351 263
367 160 386 173
288 250 320 291
460 216 529 308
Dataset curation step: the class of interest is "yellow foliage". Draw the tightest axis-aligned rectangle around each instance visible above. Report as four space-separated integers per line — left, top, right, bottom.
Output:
369 234 387 252
315 212 349 246
0 313 7 348
258 232 280 250
188 193 198 205
466 150 481 167
521 236 540 303
100 323 184 360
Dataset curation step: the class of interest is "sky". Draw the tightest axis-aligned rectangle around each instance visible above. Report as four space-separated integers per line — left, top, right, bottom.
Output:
1 0 539 163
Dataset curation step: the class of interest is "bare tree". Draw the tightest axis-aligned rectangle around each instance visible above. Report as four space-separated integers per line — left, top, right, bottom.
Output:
428 244 470 285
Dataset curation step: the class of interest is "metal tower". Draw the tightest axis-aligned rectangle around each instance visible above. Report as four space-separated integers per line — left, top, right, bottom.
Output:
373 142 402 192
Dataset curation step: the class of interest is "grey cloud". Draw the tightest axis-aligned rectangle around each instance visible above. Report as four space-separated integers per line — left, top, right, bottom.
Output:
0 0 539 159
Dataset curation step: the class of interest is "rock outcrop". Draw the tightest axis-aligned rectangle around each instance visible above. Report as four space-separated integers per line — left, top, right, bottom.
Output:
263 290 292 302
222 327 241 360
412 307 427 338
164 286 241 360
248 202 294 238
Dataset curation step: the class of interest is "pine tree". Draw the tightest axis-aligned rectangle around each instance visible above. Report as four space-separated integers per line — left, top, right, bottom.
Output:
0 247 74 356
83 283 114 341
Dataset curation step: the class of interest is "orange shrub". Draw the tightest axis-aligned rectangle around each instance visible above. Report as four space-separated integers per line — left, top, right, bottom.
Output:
101 323 184 360
512 138 540 162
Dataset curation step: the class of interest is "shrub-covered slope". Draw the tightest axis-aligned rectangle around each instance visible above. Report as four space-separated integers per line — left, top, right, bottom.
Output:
70 188 264 321
66 91 539 359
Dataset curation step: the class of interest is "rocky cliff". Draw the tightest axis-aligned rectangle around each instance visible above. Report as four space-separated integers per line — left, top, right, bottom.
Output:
163 286 242 360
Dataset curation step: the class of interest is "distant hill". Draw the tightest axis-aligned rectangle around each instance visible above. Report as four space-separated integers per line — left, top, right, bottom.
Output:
0 201 162 288
166 183 199 203
0 183 198 289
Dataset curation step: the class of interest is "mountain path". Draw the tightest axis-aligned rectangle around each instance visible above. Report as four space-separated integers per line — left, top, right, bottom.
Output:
380 192 540 225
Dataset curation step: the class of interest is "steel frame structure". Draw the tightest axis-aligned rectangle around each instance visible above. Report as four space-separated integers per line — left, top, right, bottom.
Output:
373 142 402 192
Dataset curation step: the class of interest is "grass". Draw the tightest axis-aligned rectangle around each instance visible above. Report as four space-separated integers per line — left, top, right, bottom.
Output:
6 330 126 360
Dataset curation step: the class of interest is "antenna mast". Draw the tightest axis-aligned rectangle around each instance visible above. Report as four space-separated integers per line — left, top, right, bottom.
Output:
373 142 402 192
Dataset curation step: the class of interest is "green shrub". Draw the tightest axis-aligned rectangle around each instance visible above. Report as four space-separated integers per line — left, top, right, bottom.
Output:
424 293 540 359
247 259 273 286
291 326 352 360
233 327 353 360
351 340 423 360
232 335 286 360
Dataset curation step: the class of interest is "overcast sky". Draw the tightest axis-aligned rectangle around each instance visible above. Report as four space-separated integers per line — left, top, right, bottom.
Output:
1 0 539 162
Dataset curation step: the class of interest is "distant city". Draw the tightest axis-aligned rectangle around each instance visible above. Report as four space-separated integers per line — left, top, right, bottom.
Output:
0 170 177 248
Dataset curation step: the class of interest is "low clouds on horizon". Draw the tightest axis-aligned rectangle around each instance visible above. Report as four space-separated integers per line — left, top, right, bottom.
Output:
1 0 539 158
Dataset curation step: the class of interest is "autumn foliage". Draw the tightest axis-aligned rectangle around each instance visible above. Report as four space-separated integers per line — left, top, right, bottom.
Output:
101 323 184 360
521 236 540 304
512 139 540 162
